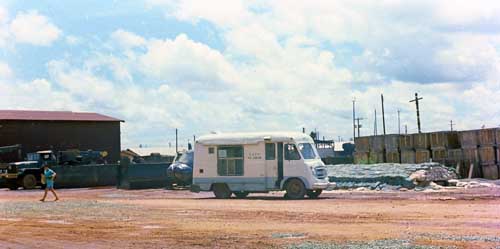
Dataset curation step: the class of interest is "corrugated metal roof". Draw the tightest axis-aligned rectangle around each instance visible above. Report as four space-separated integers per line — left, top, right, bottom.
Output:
0 110 123 122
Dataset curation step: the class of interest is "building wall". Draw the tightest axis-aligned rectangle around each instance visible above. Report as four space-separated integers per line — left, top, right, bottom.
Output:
0 120 121 163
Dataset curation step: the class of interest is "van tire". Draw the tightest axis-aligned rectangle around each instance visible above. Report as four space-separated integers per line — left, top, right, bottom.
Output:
22 174 37 189
306 190 322 199
285 179 306 199
213 183 232 199
233 191 249 198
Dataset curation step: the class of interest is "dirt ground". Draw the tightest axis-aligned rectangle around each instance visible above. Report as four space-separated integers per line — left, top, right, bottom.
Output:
1 187 500 249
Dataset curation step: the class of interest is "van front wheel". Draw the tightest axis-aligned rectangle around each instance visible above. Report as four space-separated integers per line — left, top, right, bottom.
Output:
285 179 306 199
213 184 232 199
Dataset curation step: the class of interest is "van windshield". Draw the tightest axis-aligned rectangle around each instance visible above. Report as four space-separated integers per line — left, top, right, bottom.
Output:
298 143 318 160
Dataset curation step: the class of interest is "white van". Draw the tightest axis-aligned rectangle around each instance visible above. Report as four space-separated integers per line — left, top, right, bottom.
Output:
191 132 333 199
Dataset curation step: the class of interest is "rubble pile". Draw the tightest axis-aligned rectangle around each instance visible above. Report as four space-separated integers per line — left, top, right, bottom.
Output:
448 179 500 189
326 163 457 190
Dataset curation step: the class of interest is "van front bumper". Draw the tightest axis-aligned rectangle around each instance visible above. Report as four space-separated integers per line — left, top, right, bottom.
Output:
312 182 336 190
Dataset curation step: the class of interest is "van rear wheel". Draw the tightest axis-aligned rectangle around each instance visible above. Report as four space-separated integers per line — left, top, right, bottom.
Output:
233 191 249 198
306 190 322 199
285 179 306 199
213 183 232 199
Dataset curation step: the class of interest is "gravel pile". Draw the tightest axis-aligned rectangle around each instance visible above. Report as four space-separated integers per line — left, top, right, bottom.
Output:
449 179 500 189
286 239 450 249
418 233 500 243
326 163 457 190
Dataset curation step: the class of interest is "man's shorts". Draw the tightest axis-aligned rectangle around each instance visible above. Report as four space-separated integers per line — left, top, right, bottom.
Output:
46 180 54 189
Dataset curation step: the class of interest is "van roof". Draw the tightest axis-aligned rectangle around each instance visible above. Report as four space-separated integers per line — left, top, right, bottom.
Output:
196 132 314 145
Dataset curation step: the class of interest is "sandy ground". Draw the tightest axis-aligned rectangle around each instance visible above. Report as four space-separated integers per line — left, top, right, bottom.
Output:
1 187 500 249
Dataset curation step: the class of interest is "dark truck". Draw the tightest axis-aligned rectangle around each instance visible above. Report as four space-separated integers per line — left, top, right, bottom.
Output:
0 144 24 190
0 149 108 190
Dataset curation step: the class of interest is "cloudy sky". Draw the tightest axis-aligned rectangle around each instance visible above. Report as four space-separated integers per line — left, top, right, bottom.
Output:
1 1 500 148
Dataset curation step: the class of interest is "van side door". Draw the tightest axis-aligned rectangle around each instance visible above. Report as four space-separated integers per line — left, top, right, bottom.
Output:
284 143 301 177
264 142 279 189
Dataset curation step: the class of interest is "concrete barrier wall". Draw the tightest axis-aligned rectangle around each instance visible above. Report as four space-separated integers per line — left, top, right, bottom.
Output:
52 164 119 188
2 160 171 190
117 159 171 189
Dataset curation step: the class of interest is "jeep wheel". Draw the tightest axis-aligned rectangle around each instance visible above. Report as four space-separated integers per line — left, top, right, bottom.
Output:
213 183 232 199
306 190 322 199
7 181 18 190
285 179 306 199
22 174 37 189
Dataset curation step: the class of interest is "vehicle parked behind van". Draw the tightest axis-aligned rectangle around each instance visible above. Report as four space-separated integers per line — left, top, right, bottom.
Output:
166 150 194 187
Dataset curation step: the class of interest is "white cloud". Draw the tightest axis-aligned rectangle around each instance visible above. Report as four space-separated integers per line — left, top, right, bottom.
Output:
139 33 240 90
65 35 79 45
144 0 500 138
433 0 500 27
111 29 146 48
0 61 12 79
0 78 81 111
0 6 7 24
0 5 9 47
3 1 500 147
10 10 61 46
147 0 252 27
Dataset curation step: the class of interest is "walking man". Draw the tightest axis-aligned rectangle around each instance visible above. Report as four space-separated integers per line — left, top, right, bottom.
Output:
40 163 59 202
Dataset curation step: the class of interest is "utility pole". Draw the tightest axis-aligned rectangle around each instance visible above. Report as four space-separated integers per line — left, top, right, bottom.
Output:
175 128 178 154
381 94 386 135
302 127 305 133
355 117 364 137
397 109 401 135
450 120 454 131
373 109 378 136
352 98 356 140
405 124 408 134
193 135 196 143
409 93 423 133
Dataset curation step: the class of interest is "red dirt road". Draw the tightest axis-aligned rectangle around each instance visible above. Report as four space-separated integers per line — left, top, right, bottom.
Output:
1 187 500 248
